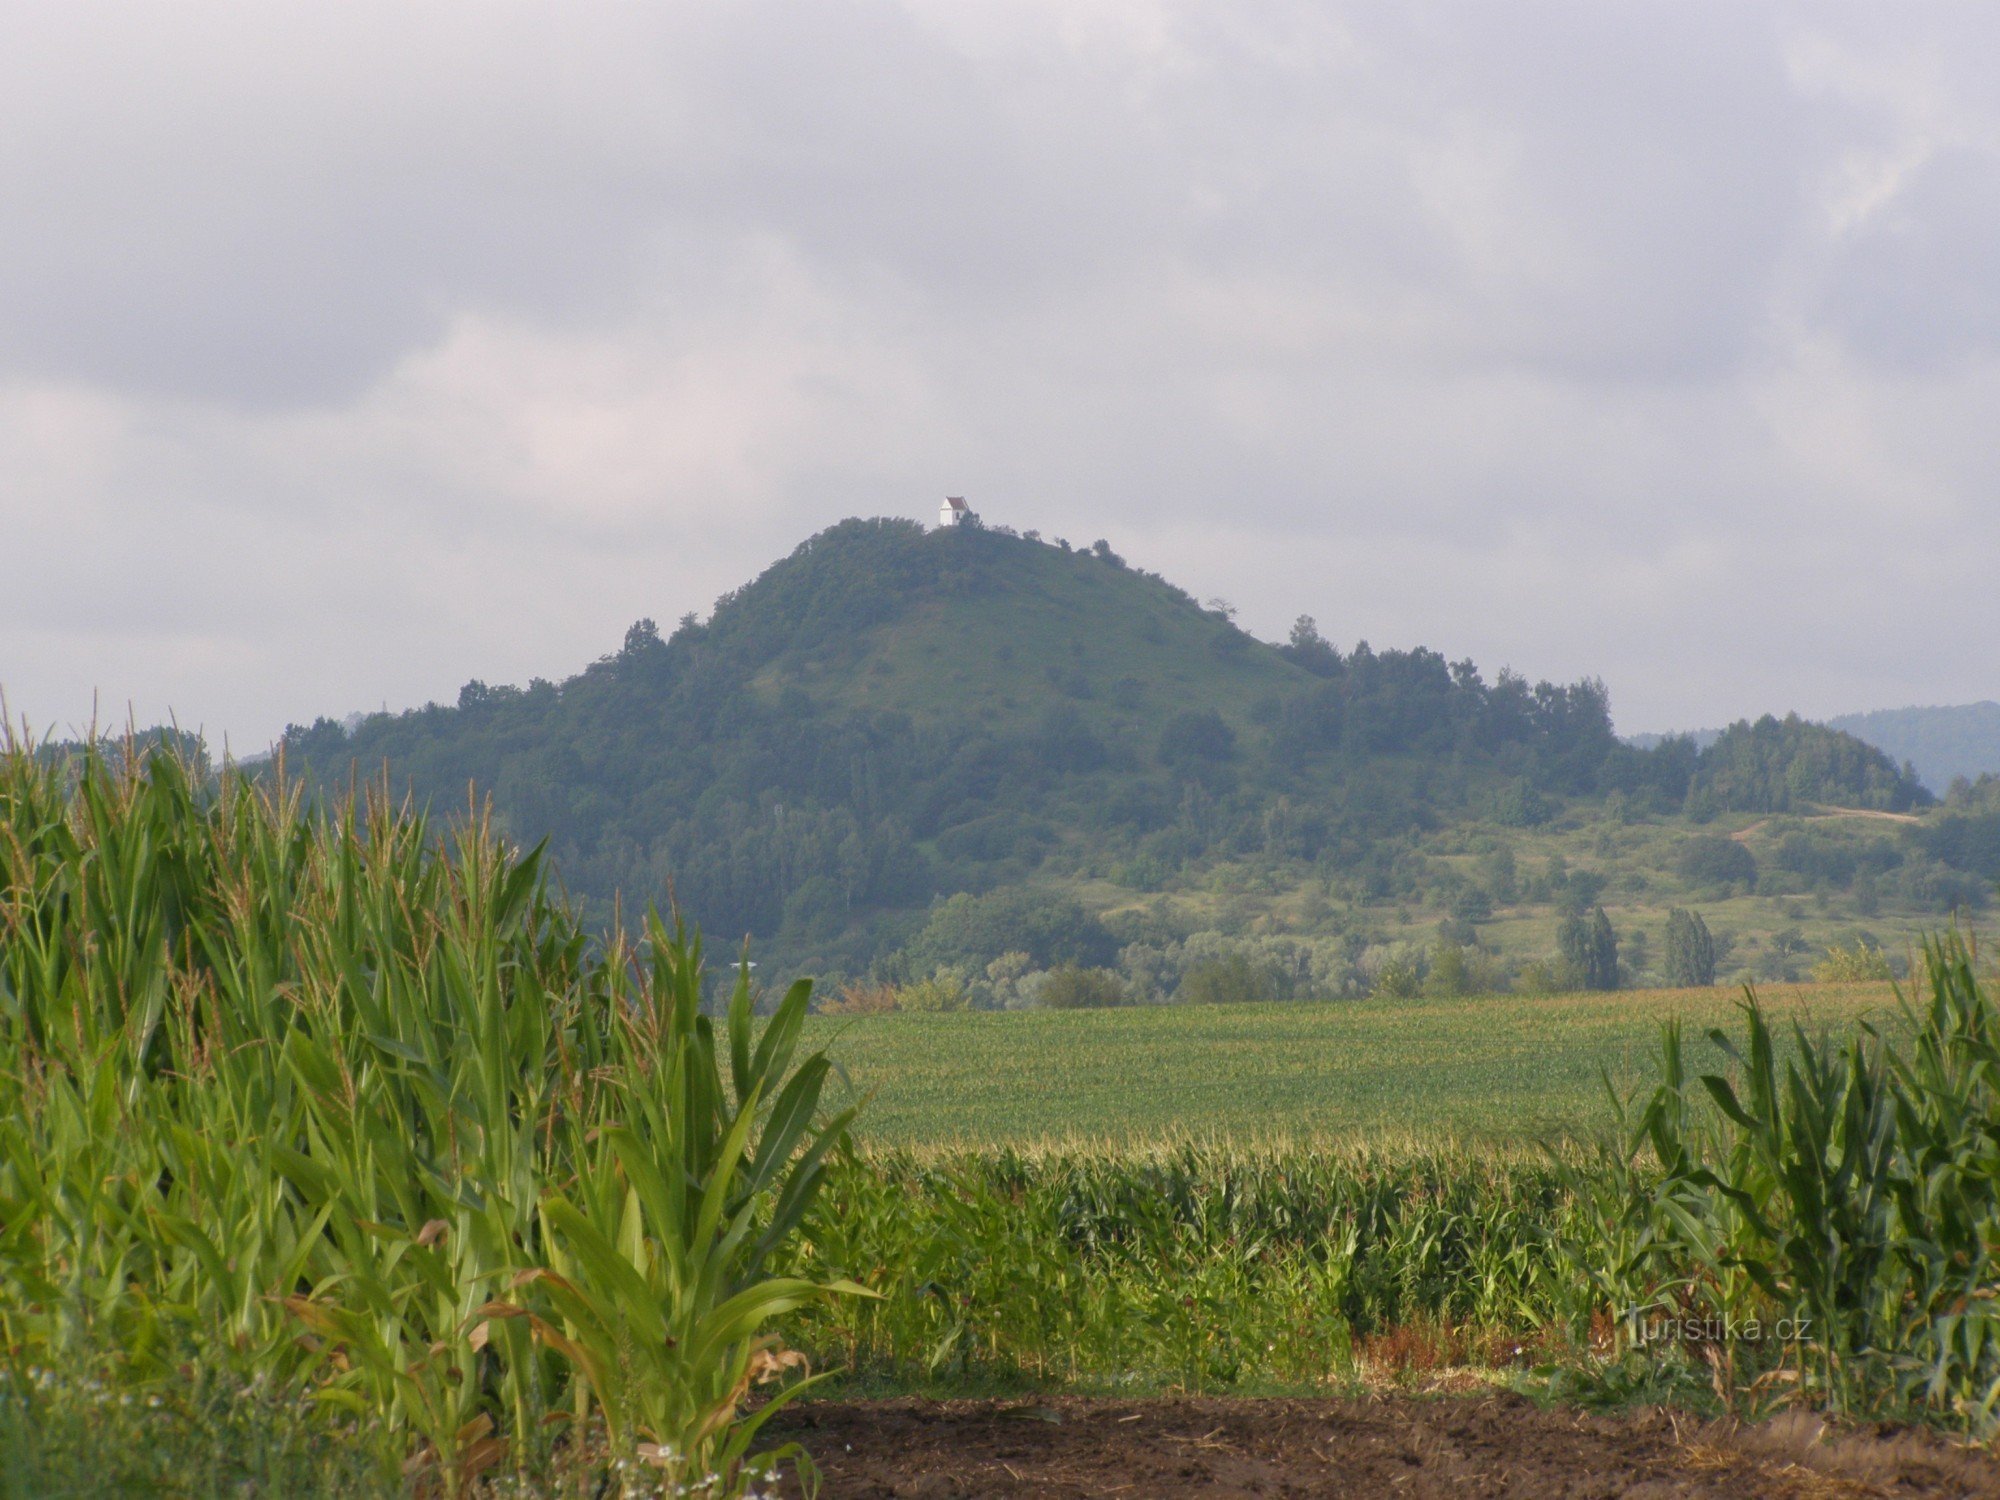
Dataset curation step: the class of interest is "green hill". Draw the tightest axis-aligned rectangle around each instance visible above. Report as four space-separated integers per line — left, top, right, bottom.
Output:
279 517 1944 987
1827 702 2000 792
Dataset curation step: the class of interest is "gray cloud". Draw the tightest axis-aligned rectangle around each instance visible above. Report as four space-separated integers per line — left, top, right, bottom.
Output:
4 0 1999 746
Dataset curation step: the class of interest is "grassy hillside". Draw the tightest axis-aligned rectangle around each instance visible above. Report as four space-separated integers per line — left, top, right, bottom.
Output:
805 980 1899 1147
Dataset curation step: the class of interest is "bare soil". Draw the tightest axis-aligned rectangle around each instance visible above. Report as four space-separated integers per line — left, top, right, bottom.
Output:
769 1392 2000 1499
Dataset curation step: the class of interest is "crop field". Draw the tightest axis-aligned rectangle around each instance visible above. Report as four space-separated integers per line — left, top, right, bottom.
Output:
6 745 2000 1498
804 980 1900 1149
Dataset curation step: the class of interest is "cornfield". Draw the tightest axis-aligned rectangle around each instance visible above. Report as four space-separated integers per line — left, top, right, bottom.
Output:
6 735 1999 1496
0 740 864 1495
1576 932 2000 1430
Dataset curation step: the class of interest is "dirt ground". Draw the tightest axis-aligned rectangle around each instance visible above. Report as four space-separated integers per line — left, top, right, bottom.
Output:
768 1392 2000 1499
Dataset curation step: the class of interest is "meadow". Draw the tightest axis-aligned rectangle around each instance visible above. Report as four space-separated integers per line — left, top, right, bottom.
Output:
803 981 1898 1148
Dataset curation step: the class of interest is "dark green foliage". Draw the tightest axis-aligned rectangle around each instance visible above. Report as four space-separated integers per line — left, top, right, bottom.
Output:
1676 833 1757 892
1662 908 1716 987
273 518 1879 980
1449 885 1494 924
1039 964 1130 1009
899 888 1115 976
1772 828 1860 888
1157 708 1236 773
1886 852 1989 914
1493 777 1552 827
1558 906 1619 990
1689 714 1930 815
1912 809 2000 881
1280 614 1342 676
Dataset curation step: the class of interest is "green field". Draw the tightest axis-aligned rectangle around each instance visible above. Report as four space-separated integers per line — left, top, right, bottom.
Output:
806 981 1901 1148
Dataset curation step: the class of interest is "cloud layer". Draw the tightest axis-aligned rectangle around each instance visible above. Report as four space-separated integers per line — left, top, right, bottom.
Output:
5 1 1998 746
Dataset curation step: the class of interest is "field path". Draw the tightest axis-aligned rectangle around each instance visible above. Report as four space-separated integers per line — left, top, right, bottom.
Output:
772 1393 2000 1498
1733 804 1923 842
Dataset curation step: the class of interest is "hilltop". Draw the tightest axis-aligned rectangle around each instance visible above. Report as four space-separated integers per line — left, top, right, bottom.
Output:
278 517 1956 992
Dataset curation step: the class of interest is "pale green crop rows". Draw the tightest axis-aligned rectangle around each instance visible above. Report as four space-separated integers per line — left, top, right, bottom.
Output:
803 982 1898 1149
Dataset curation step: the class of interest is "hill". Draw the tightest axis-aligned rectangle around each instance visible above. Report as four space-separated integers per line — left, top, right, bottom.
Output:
1827 702 2000 792
278 517 1945 988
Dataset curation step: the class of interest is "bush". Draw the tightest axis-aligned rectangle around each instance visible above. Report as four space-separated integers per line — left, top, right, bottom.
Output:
820 979 901 1015
1179 951 1269 1005
1675 833 1757 891
1493 778 1552 827
1039 965 1130 1009
1424 941 1471 997
903 888 1116 973
1516 955 1582 994
1813 939 1894 983
1367 944 1428 999
1159 710 1236 774
898 969 972 1012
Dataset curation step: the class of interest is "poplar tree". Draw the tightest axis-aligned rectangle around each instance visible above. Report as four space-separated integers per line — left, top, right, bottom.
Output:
1663 907 1717 987
1559 904 1620 990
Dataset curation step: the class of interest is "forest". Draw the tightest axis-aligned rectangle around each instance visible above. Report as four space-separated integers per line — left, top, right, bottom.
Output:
271 520 1950 996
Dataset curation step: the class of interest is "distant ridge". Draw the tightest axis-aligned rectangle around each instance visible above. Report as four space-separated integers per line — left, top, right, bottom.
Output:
1629 704 2000 793
1826 703 2000 792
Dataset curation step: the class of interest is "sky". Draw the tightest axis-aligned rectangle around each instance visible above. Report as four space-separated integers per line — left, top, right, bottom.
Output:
4 1 1999 751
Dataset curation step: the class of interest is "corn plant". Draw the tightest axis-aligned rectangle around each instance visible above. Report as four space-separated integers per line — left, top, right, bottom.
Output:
0 735 864 1494
1584 935 2000 1430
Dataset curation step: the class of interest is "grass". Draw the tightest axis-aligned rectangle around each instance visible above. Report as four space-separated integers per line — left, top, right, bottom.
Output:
805 982 1899 1149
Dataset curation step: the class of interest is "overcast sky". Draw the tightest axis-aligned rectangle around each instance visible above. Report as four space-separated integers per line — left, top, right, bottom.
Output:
5 2 1998 750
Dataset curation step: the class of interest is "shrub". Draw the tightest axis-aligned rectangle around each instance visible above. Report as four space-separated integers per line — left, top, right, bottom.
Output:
821 979 901 1015
1516 955 1582 994
897 969 972 1012
1675 833 1757 891
1813 939 1894 983
1039 965 1130 1009
1158 709 1236 774
1493 778 1552 827
1367 944 1428 999
1179 951 1269 1005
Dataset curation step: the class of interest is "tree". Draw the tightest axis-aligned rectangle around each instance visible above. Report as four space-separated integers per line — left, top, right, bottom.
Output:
1282 615 1342 676
1425 940 1471 997
902 888 1115 974
1662 908 1716 987
1559 905 1619 990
